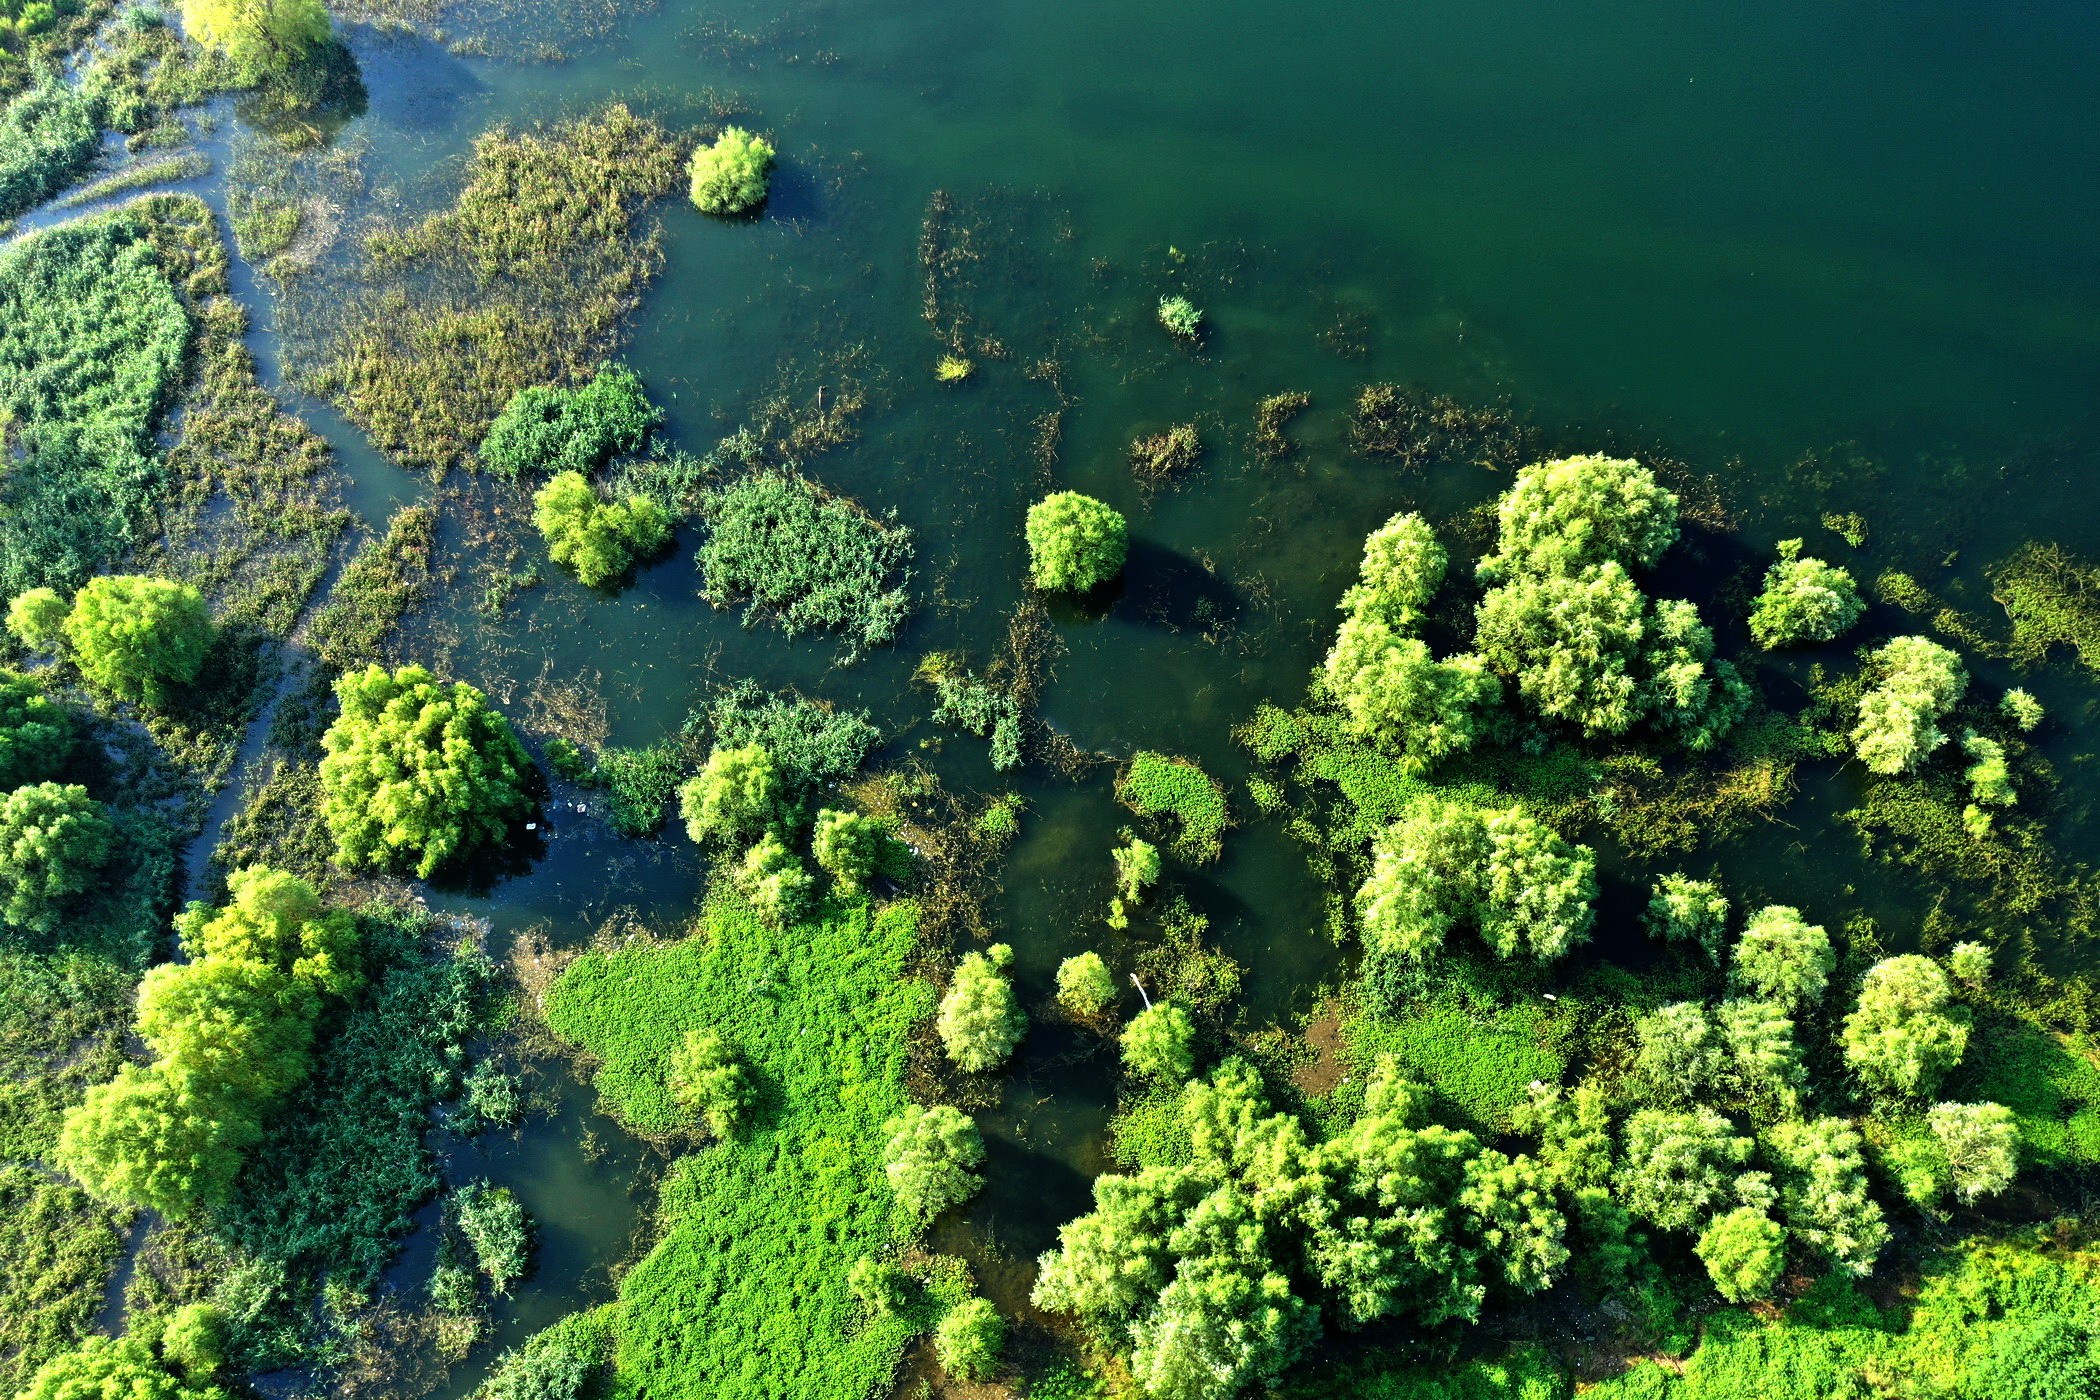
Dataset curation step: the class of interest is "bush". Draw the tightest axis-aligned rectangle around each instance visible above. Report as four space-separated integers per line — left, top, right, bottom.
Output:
1122 1001 1196 1081
175 864 359 996
668 1028 754 1138
453 1180 531 1295
882 1102 984 1222
1357 797 1595 966
704 682 883 797
688 126 775 215
157 1302 228 1381
17 1336 219 1400
1750 540 1864 648
6 589 67 651
1632 1003 1724 1106
848 1256 910 1315
938 943 1025 1074
811 808 904 898
179 0 331 78
696 472 914 657
62 575 213 707
678 745 785 847
318 664 537 878
1765 1118 1888 1275
1926 1101 2018 1203
1026 492 1127 593
1850 636 1967 775
1109 836 1161 928
735 831 816 928
1617 1108 1751 1233
1730 905 1833 1010
1644 874 1728 960
1157 295 1202 338
533 470 673 587
1058 951 1117 1019
1697 1206 1784 1303
1842 955 1970 1100
936 1297 1005 1380
0 81 102 223
0 783 113 935
481 364 661 480
0 670 70 790
1963 731 2015 808
1116 751 1227 862
2002 688 2044 731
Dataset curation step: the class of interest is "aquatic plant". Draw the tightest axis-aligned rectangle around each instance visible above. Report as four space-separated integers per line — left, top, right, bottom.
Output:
532 470 672 588
1129 423 1200 488
306 504 435 671
1026 491 1127 593
482 364 661 480
0 79 100 221
1157 294 1202 338
704 682 883 796
1749 539 1864 648
926 661 1024 772
453 1179 531 1295
938 943 1025 1074
1992 541 2100 675
1116 752 1228 863
1057 951 1117 1019
696 471 914 656
1251 391 1309 459
318 664 536 878
688 125 775 215
935 354 973 382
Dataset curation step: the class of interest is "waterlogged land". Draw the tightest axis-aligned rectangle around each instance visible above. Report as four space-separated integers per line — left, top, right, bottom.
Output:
3 2 2100 1400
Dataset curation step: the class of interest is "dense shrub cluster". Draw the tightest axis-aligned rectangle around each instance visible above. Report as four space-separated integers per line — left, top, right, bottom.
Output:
482 364 661 480
696 472 914 657
937 943 1026 1073
1748 539 1863 648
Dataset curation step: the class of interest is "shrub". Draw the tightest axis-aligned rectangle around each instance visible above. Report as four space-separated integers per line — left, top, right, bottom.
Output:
1116 751 1227 862
705 683 882 797
6 589 67 651
1122 1001 1196 1081
1058 951 1117 1019
848 1256 909 1315
1644 874 1728 960
882 1103 984 1222
695 473 914 656
318 664 536 878
0 670 70 789
1026 492 1128 593
1718 1000 1805 1112
1842 955 1970 1100
810 808 904 897
1478 454 1678 581
1750 540 1864 648
1962 731 2015 808
1617 1108 1751 1233
533 471 673 588
158 1301 228 1380
55 1064 252 1221
481 365 661 480
1948 941 1992 988
1926 1101 2018 1203
1765 1118 1888 1275
0 783 113 934
17 1336 219 1400
678 745 786 847
735 831 816 928
1697 1206 1785 1302
938 944 1025 1074
179 0 331 78
688 126 775 215
1109 836 1161 929
1730 906 1833 1010
936 1297 1005 1381
2001 688 2044 731
1325 621 1499 773
1480 809 1597 961
1850 636 1967 775
1157 295 1202 338
62 575 213 708
1632 1003 1725 1106
453 1180 531 1295
1357 797 1595 966
668 1028 754 1139
0 81 102 223
175 865 359 995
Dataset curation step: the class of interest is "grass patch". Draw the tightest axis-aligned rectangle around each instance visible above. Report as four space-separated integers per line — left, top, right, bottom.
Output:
1337 992 1565 1134
542 896 933 1400
1948 1017 2100 1170
306 503 437 671
0 78 102 220
1114 751 1228 862
1276 1346 1568 1400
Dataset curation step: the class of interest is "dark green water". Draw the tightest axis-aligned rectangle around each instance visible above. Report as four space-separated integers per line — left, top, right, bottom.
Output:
216 0 2100 1383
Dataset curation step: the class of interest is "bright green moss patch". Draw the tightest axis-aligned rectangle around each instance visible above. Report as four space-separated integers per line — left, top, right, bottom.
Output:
1949 1018 2100 1169
543 897 933 1400
1108 1080 1194 1170
1115 751 1228 862
1338 994 1563 1134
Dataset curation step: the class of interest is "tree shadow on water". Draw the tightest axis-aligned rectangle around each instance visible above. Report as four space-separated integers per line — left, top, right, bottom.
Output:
1114 537 1243 635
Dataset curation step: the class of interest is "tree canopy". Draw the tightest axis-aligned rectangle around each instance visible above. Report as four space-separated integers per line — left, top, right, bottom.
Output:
938 944 1026 1074
179 0 332 79
1026 492 1128 593
882 1103 984 1223
62 574 213 708
0 668 71 788
533 470 672 588
1841 955 1970 1099
1749 539 1864 648
0 780 112 934
688 126 776 215
1850 636 1967 776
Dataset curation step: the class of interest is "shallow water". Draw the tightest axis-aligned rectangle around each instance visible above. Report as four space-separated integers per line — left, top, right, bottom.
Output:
166 0 2100 1385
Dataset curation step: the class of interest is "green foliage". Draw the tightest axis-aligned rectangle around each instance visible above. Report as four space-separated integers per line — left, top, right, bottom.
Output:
884 1102 986 1223
0 783 113 935
938 943 1025 1074
157 1302 228 1381
678 745 785 847
6 589 67 651
179 0 329 77
1761 1118 1887 1277
17 1336 225 1400
533 470 673 588
1849 636 1967 775
935 1297 1005 1380
1632 1003 1724 1106
1948 940 1992 988
1950 1019 2100 1169
811 808 904 897
0 430 166 608
1123 1001 1197 1082
0 669 71 789
1325 622 1499 775
540 900 932 1400
1116 752 1228 862
319 664 536 878
2002 687 2045 731
1717 999 1805 1114
0 1164 127 1396
1478 454 1679 580
305 503 436 673
1963 730 2015 808
594 741 687 839
454 1179 532 1295
1058 951 1117 1019
1993 541 2100 676
735 831 817 928
1645 874 1728 960
927 662 1023 771
1926 1100 2018 1203
688 125 775 214
1276 1346 1569 1400
482 365 661 480
1749 540 1863 648
696 472 914 656
1109 835 1161 928
1842 955 1969 1100
1026 491 1128 592
704 682 882 798
848 1256 910 1315
57 1062 249 1221
1158 295 1202 338
1730 905 1832 1011
480 1319 604 1400
62 575 213 708
668 1027 754 1138
0 79 101 221
1697 1207 1784 1302
1618 1108 1752 1233
175 865 359 996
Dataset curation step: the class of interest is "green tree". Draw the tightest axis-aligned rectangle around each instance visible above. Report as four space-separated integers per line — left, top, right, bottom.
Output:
1474 562 1648 736
935 1297 1005 1381
1480 809 1596 960
1618 1108 1752 1233
1842 955 1970 1099
1644 873 1729 960
179 0 331 78
1324 619 1499 772
532 471 672 588
1026 492 1128 592
1057 950 1117 1019
1631 1002 1724 1106
1341 512 1446 627
2002 688 2045 731
1696 1206 1785 1302
882 1102 984 1222
688 126 775 215
174 864 359 996
480 364 661 479
810 807 902 898
6 586 67 651
1749 540 1864 648
1963 731 2016 808
1730 905 1833 1010
0 780 112 933
677 744 784 847
667 1028 753 1139
938 943 1025 1073
1356 797 1486 963
1947 940 1992 989
18 1335 225 1400
1128 1250 1311 1400
0 668 71 788
1850 636 1967 775
1926 1101 2018 1204
136 958 317 1101
63 575 212 707
319 664 536 878
1122 1000 1196 1081
848 1256 910 1315
1109 834 1162 929
1512 1081 1613 1191
56 1064 255 1219
1717 999 1805 1113
1032 1165 1204 1323
157 1302 229 1381
1478 454 1679 581
1766 1117 1888 1275
734 831 816 928
1458 1149 1568 1294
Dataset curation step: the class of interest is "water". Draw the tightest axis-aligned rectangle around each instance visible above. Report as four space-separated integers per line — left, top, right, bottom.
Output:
176 0 2100 1385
